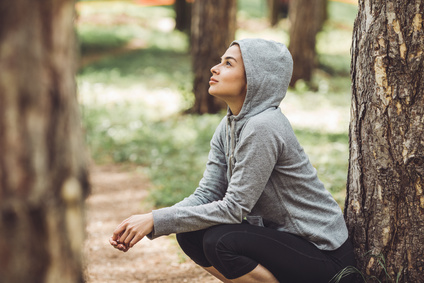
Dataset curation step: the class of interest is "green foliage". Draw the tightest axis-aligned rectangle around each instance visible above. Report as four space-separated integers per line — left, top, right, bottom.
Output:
327 1 358 26
76 1 186 56
146 114 223 207
78 25 133 54
330 266 366 283
295 129 348 203
330 253 402 283
237 0 268 19
78 47 191 89
317 2 358 76
81 100 222 207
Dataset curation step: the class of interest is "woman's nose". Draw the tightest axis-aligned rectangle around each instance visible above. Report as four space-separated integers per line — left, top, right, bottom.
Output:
211 64 219 74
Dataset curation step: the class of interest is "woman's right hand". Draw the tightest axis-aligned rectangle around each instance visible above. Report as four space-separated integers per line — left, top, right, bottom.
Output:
109 213 154 252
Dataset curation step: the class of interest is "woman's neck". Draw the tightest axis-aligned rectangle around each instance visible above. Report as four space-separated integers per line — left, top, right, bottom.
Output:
228 102 243 116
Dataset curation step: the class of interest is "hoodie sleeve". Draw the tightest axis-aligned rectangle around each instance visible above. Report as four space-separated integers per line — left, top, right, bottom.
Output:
149 117 283 238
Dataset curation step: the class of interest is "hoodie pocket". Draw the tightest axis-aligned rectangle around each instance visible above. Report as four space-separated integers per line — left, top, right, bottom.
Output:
246 215 265 227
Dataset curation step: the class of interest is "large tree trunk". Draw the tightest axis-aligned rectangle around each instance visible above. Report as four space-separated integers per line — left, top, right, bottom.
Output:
0 1 89 282
288 0 327 86
190 0 237 114
345 1 424 281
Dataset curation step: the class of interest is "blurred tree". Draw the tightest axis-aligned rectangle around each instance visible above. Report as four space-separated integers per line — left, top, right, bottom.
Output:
288 0 327 86
345 0 424 281
268 0 290 26
191 0 237 114
268 0 281 27
0 1 89 282
174 0 192 33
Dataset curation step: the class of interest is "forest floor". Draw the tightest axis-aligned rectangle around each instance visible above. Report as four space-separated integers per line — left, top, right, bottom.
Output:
83 163 219 283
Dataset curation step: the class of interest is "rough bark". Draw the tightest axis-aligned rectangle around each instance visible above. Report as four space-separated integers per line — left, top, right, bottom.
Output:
345 1 424 281
190 0 237 114
0 1 89 282
288 0 327 86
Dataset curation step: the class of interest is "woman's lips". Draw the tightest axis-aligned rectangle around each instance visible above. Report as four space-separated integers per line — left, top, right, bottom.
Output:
209 77 218 84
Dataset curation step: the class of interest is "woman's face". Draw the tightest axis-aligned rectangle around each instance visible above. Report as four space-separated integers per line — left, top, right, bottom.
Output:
209 44 247 106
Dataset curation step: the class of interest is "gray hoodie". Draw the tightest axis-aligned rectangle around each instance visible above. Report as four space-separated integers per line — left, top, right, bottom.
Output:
150 38 348 250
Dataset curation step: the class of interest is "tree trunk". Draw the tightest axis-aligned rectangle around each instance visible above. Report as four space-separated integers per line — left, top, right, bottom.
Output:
174 0 191 33
288 0 327 86
268 0 281 27
345 1 424 282
0 1 89 282
190 0 237 114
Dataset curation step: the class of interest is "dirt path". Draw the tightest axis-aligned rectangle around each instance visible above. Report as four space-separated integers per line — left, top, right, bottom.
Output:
84 164 219 282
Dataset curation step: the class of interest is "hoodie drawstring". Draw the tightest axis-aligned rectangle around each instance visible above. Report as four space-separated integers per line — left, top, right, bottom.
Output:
226 117 236 179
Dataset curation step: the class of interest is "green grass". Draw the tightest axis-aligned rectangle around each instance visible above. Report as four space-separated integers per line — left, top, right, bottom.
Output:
237 0 269 19
77 0 355 208
327 1 358 25
295 129 349 204
76 1 185 55
78 47 191 90
78 25 133 54
82 100 223 207
330 253 403 283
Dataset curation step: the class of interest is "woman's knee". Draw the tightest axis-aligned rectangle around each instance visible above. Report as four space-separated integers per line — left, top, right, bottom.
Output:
202 224 259 280
176 230 204 256
176 230 211 267
176 232 191 249
202 225 230 253
202 224 242 262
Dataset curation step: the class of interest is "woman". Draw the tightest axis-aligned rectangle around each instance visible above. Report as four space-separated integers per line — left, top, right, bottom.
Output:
110 38 356 282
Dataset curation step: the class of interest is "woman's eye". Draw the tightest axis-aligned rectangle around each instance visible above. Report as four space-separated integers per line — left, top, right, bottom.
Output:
226 61 232 66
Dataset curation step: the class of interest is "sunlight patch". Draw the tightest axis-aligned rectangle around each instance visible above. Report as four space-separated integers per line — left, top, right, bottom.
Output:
78 83 183 120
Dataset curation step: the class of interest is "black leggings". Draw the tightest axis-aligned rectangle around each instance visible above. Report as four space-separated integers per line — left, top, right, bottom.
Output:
176 222 356 282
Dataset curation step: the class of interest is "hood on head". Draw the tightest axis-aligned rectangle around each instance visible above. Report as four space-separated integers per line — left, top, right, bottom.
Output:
231 38 293 119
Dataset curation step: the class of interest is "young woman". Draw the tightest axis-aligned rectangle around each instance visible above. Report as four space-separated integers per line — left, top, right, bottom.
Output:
110 38 356 283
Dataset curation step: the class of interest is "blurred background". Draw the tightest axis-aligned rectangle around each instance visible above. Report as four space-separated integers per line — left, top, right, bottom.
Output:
76 0 358 208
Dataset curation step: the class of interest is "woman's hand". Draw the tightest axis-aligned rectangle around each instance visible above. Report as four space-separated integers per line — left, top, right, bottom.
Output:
109 213 154 252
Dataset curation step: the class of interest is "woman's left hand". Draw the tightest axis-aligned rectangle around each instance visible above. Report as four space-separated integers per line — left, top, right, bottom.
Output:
109 213 154 252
